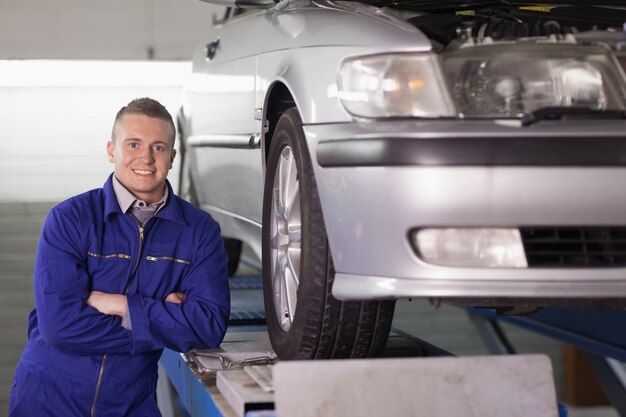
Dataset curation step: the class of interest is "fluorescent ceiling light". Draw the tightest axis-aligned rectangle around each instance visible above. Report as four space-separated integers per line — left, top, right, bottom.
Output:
0 60 191 87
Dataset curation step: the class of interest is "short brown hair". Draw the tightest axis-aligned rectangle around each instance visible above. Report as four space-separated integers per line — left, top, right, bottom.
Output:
112 97 175 143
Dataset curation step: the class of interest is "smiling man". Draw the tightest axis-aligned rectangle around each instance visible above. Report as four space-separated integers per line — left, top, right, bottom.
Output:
9 98 230 417
109 109 175 204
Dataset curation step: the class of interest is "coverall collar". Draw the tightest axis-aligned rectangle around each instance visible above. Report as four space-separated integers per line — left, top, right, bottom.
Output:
103 173 188 226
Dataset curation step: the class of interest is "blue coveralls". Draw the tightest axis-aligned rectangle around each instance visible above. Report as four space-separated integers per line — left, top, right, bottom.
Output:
9 175 231 416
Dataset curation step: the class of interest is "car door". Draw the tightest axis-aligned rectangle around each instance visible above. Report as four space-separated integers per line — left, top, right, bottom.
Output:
183 9 269 252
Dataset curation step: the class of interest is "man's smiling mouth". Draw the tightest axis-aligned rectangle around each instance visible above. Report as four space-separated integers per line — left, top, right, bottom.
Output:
133 169 155 175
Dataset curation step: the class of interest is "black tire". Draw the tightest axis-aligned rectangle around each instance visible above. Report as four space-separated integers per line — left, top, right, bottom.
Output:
262 107 395 360
224 238 242 277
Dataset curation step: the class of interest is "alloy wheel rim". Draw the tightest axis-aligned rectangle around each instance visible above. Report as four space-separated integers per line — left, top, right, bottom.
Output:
269 145 302 332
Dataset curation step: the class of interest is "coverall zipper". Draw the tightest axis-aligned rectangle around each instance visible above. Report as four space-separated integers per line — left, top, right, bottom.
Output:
92 220 145 416
90 353 107 417
130 224 144 277
87 252 131 260
146 255 191 264
126 219 146 291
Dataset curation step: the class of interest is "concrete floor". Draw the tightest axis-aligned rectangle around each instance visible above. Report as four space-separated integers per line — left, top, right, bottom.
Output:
0 202 621 417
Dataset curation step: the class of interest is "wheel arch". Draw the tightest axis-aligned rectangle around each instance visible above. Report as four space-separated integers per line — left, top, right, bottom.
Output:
262 81 297 165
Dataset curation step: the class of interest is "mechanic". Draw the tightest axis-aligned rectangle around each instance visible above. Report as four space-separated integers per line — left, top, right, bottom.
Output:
9 97 230 416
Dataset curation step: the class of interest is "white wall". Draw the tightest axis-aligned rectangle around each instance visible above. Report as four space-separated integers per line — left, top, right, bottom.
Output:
0 0 222 60
0 0 223 202
0 60 190 202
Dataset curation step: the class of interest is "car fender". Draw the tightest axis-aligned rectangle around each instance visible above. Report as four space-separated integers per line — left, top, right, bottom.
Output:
254 0 433 124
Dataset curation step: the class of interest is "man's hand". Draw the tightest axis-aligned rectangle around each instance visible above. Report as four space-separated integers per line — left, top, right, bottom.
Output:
87 291 128 317
165 292 187 304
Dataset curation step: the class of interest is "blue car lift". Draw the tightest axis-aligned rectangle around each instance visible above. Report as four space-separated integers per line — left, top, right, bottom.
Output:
159 324 455 417
468 307 626 417
160 326 273 417
160 275 626 417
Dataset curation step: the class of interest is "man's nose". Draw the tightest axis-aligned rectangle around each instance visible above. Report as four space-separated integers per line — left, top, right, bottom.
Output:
138 146 155 162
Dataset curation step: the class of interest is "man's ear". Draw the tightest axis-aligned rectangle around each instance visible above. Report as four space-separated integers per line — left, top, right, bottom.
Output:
170 149 177 169
107 140 115 163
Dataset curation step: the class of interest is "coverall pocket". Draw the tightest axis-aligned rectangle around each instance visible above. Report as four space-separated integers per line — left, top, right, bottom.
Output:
87 245 132 289
9 356 60 417
97 379 161 417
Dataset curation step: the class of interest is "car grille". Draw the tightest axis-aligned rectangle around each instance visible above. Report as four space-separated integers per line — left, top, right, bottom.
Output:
520 227 626 267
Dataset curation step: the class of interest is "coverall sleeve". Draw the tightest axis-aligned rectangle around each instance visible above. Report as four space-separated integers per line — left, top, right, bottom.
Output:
34 207 134 355
125 218 230 353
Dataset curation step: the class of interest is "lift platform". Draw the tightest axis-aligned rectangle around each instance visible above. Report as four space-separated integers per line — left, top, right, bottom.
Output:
159 327 563 417
159 276 624 417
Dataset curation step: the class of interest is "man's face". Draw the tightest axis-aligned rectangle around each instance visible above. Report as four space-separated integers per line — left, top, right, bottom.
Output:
107 113 176 204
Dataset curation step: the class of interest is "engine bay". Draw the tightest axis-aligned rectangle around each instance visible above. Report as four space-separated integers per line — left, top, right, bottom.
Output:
402 4 626 49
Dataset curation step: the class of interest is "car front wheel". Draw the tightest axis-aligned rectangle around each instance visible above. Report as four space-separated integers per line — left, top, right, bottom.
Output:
262 107 395 359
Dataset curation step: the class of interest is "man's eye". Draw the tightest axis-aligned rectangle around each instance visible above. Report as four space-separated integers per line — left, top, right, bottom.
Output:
129 143 139 149
154 145 167 152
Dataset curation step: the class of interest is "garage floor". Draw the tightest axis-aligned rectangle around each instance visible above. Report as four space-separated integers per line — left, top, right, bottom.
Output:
0 202 619 417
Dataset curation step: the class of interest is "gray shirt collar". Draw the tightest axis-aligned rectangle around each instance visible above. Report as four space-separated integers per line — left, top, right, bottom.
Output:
111 175 169 214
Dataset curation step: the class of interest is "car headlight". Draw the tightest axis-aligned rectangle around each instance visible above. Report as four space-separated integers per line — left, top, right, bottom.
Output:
337 53 457 118
444 43 626 117
338 44 626 119
413 228 528 268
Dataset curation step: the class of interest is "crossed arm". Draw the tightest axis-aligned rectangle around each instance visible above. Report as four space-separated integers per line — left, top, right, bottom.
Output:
36 206 230 355
86 291 187 317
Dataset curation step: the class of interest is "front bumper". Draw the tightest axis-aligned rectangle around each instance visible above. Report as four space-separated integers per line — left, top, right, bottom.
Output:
305 119 626 300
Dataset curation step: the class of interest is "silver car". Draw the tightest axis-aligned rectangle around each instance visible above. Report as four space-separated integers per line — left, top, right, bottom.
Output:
178 0 626 359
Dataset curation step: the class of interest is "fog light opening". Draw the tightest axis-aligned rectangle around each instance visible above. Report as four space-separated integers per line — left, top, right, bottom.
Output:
413 228 528 268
